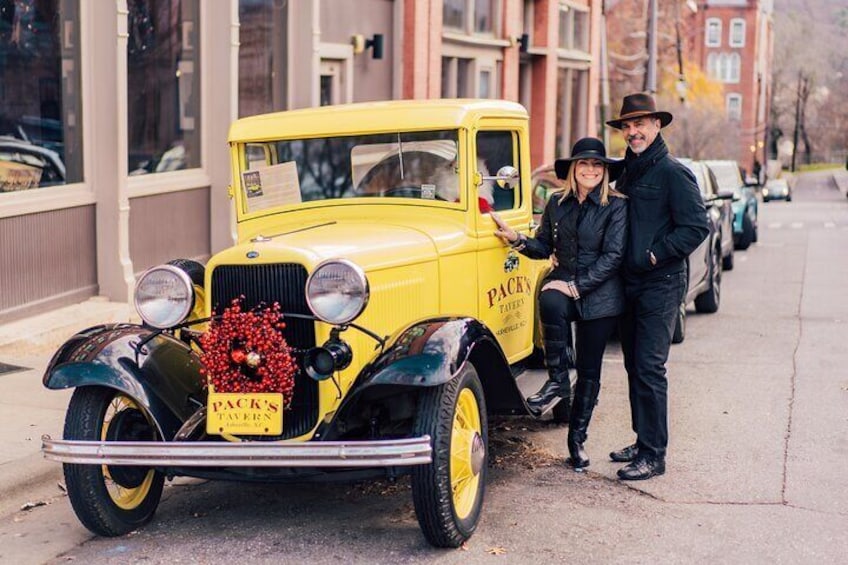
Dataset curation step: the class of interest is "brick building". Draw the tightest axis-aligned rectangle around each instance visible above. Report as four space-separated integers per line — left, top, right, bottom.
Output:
690 0 774 174
0 0 604 322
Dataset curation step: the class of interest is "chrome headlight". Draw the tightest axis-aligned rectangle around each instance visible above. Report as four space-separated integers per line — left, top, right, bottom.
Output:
306 259 369 325
134 265 195 329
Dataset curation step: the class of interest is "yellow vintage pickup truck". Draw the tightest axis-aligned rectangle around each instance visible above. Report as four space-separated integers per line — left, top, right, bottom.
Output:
41 99 560 548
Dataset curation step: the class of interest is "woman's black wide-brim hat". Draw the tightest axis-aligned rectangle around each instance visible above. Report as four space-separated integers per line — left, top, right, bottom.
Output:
554 137 623 182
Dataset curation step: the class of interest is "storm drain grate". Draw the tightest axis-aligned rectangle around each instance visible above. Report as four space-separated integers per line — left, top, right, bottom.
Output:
0 362 30 376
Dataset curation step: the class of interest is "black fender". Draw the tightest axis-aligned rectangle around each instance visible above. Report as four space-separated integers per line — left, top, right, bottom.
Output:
321 317 527 439
43 324 206 441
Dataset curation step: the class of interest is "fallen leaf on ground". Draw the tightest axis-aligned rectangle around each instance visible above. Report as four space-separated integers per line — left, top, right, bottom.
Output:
486 546 507 555
20 501 47 511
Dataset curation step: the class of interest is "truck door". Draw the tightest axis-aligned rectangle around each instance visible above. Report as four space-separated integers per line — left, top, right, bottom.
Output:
474 128 537 363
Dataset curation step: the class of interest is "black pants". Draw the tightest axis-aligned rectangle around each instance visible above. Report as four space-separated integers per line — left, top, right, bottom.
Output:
619 271 686 459
539 289 618 384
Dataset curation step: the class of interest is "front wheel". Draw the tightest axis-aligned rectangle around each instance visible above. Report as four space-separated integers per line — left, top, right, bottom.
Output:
63 387 165 537
412 364 487 548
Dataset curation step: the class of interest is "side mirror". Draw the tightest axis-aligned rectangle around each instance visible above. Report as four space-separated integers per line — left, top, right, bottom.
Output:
481 165 519 189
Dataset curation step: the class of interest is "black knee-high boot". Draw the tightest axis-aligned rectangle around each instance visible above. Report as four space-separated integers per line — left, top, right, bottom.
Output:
567 376 601 469
527 323 574 411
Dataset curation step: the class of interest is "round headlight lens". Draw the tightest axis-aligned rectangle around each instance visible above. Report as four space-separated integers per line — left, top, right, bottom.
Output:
134 265 195 329
306 259 369 325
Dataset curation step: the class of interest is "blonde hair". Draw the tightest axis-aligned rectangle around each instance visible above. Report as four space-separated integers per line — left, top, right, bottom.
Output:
552 161 625 206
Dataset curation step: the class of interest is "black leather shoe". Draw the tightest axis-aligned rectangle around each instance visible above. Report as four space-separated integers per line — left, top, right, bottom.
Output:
566 433 590 470
609 443 638 462
617 456 666 481
526 380 565 409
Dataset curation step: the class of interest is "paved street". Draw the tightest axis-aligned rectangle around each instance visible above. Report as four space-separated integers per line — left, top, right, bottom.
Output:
0 170 846 564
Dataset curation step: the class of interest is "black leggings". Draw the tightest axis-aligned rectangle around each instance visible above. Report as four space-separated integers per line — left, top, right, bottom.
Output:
539 289 618 383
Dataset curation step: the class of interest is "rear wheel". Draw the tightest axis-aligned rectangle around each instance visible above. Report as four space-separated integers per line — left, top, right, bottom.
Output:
63 387 164 537
695 245 721 314
735 213 754 250
412 364 487 548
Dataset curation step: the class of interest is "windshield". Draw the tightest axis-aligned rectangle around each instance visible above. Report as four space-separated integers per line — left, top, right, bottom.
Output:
707 162 743 195
239 130 460 214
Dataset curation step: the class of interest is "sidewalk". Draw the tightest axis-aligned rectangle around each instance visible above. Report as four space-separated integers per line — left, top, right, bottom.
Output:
0 298 133 518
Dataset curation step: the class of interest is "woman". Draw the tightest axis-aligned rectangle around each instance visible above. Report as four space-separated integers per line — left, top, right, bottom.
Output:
493 137 627 470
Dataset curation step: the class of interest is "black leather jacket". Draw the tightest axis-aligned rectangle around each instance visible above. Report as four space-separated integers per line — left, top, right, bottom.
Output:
520 188 627 320
617 135 709 281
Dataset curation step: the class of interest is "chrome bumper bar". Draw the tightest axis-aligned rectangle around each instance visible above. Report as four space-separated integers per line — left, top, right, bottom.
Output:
42 435 432 468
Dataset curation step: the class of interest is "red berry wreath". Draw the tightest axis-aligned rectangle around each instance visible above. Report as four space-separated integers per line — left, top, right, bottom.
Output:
199 298 297 407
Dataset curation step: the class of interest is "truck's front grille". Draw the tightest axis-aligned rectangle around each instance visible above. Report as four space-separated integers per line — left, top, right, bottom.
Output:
210 264 318 439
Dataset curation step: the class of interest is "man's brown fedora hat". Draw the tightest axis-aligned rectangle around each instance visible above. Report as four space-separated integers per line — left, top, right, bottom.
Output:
606 92 673 129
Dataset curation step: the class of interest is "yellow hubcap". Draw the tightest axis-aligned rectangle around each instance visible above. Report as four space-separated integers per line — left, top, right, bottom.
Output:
450 387 484 520
101 395 156 510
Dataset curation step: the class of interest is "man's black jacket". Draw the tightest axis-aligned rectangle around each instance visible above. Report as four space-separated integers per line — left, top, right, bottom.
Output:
617 135 709 281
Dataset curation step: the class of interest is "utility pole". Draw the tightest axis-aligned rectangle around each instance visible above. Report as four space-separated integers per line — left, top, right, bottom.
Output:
791 72 800 172
644 0 658 93
600 0 611 146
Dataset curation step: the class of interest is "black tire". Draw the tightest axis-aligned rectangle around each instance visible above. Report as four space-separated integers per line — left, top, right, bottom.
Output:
722 247 734 271
695 245 721 314
751 217 758 243
735 213 754 250
672 301 686 344
63 387 165 537
412 364 487 548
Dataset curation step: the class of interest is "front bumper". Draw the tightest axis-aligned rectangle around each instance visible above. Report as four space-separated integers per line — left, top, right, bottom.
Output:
42 435 432 468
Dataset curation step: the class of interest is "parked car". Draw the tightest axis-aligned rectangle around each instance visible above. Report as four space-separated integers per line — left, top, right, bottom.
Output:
41 100 561 548
762 177 792 202
0 136 65 191
671 160 730 343
681 159 735 271
704 160 759 250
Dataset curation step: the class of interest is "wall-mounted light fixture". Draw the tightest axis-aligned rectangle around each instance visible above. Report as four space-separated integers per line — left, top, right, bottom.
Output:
516 33 529 53
351 33 384 59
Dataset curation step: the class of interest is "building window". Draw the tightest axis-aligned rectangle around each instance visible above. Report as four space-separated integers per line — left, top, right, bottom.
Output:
443 0 500 36
707 52 740 83
729 18 745 48
728 52 740 83
127 0 201 175
0 0 83 192
559 2 589 51
238 0 287 118
556 66 588 156
441 56 476 97
706 18 721 47
726 93 742 121
443 0 465 30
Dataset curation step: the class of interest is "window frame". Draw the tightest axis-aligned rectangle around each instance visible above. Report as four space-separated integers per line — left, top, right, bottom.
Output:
442 0 502 38
726 93 743 121
729 18 746 48
706 17 722 47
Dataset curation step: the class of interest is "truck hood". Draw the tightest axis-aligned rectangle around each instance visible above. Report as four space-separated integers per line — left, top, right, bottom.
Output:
211 219 447 273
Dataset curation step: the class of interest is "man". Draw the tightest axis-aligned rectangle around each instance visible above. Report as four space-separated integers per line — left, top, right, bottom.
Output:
606 93 709 480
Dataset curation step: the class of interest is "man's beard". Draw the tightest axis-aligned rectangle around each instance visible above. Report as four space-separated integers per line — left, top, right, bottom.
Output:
627 136 647 154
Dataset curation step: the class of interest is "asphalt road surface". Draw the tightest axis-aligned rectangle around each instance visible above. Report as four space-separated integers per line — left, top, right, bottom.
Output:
1 170 846 564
